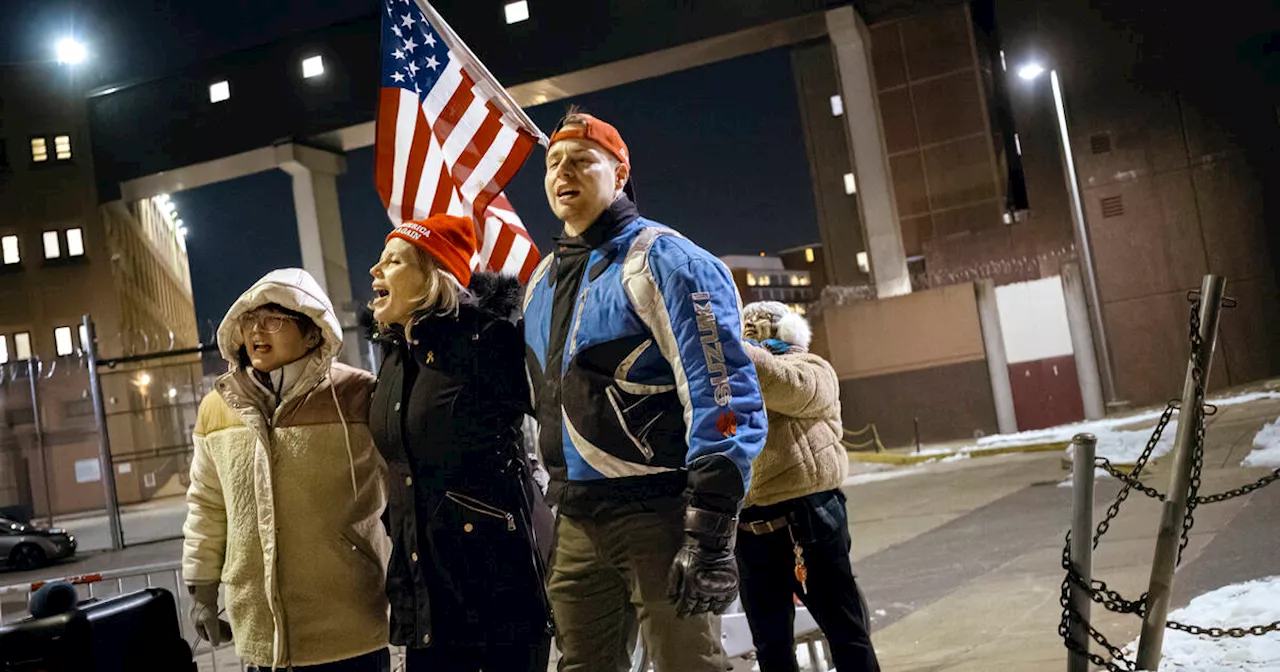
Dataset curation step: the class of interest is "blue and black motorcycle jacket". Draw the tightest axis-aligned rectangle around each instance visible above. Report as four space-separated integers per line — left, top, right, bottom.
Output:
523 196 767 518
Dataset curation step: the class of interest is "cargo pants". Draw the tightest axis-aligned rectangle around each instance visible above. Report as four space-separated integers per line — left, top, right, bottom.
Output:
548 506 726 672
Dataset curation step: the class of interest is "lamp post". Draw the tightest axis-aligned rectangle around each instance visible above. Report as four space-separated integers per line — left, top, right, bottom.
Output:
1018 62 1119 410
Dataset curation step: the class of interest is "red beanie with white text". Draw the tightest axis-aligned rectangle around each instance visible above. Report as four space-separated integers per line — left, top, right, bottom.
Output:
386 214 477 287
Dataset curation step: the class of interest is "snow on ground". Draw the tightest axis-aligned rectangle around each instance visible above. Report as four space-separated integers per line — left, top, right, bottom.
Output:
1241 417 1280 469
916 391 1280 463
1113 575 1280 671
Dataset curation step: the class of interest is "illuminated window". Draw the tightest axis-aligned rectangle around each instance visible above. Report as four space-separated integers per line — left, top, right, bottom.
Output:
43 231 61 259
789 275 801 286
843 173 857 195
302 55 324 79
504 1 530 24
759 275 771 287
54 326 74 356
0 335 7 364
54 135 72 160
746 273 757 287
66 228 85 257
829 95 844 117
210 80 230 103
14 332 32 361
856 251 870 274
30 137 48 162
805 248 815 263
1 235 18 264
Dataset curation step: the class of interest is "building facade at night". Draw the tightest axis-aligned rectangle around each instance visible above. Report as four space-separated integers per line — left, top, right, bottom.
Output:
32 0 1278 451
0 63 200 521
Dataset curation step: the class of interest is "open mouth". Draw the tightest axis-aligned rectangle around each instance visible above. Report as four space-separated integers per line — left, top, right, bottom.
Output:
371 286 391 305
556 186 580 202
251 342 273 354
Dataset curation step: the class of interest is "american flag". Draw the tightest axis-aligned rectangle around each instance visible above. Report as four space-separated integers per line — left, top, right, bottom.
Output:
374 0 544 281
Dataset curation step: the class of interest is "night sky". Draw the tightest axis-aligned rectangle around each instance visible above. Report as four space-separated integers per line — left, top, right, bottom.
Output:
1 0 820 331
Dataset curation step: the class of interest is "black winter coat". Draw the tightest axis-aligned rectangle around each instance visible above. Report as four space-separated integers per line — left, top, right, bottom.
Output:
368 273 554 649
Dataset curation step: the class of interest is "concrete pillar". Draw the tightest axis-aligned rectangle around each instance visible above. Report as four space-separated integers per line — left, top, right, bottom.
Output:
975 278 1018 435
1061 263 1106 420
276 144 359 366
825 7 911 299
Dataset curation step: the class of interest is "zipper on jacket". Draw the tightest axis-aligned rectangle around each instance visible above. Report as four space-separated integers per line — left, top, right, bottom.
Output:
446 491 516 532
566 285 591 358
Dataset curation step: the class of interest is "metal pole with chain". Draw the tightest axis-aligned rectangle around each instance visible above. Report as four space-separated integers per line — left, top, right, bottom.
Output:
1068 433 1098 672
1136 275 1226 668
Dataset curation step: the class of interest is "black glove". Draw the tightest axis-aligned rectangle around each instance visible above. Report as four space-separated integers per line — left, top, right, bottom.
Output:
667 507 740 618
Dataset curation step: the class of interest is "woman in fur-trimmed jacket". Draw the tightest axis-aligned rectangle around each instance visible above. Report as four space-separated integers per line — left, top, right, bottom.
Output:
736 301 881 672
367 214 553 672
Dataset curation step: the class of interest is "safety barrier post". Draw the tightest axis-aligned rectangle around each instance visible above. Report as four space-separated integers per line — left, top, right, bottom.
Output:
1136 275 1226 668
1067 433 1097 672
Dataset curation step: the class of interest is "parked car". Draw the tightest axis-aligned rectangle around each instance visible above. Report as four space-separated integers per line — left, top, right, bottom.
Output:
0 517 77 571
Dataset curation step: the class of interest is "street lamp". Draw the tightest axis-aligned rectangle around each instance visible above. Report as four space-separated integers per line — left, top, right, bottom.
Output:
1018 62 1119 411
55 38 88 65
1017 62 1046 81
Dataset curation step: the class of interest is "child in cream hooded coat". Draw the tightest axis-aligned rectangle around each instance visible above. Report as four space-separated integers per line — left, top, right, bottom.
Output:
182 268 390 670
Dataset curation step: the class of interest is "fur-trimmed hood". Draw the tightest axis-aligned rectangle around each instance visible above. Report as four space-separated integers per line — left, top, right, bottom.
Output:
742 300 812 351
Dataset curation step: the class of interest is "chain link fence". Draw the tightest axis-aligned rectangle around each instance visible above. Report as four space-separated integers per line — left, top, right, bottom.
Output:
0 321 377 553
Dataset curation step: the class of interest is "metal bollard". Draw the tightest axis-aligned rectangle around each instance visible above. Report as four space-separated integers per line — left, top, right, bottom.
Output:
1136 274 1226 668
1068 433 1097 672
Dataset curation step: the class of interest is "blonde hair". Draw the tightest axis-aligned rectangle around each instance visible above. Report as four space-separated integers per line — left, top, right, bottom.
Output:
406 246 466 317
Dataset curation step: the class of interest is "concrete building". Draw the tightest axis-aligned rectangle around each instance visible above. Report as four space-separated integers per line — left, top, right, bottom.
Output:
0 63 198 363
25 0 1272 460
0 62 200 522
778 243 831 297
722 254 817 315
795 0 1278 444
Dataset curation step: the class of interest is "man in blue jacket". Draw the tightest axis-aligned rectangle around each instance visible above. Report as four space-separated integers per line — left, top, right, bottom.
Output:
524 112 767 671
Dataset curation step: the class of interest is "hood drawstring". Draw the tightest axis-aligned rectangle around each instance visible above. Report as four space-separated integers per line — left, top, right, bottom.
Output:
329 372 359 500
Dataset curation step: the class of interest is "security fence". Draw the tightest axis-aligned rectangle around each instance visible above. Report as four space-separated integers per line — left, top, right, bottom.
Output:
0 317 376 553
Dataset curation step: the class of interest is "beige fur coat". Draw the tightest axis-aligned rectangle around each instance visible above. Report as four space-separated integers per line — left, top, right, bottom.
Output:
742 345 848 508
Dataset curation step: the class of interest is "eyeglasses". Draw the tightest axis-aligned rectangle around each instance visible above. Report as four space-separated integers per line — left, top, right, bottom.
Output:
238 313 300 334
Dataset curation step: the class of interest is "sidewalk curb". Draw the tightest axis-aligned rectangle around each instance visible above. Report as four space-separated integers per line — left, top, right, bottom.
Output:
849 440 1069 465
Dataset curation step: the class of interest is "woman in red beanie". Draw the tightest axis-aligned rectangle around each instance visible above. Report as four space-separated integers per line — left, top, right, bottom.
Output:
366 214 554 672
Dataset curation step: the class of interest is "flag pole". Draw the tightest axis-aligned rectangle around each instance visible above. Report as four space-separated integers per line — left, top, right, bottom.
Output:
417 0 549 146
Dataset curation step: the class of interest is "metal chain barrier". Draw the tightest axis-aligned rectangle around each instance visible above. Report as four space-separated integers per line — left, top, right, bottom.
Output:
1166 620 1280 638
1090 402 1177 547
1193 469 1280 504
1057 289 1280 669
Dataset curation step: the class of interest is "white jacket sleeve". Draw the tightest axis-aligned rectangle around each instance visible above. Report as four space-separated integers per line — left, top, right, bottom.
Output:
182 433 227 585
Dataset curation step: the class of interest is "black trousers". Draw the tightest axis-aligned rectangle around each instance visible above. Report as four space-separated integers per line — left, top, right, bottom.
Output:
736 490 881 672
405 637 552 672
250 648 390 672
